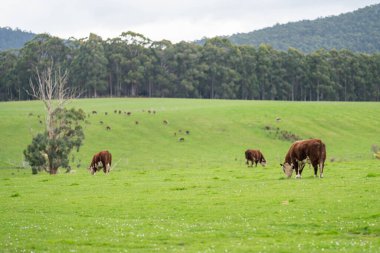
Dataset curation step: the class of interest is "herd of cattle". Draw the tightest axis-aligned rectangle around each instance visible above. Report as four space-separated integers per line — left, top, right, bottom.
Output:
89 139 326 179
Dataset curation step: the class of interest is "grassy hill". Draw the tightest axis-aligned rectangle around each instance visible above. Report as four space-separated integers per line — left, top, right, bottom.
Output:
0 98 379 251
226 4 380 53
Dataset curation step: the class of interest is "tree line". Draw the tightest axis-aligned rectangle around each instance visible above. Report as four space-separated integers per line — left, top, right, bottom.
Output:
1 32 379 101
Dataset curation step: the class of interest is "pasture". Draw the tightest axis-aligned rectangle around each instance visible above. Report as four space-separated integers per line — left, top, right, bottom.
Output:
0 98 379 252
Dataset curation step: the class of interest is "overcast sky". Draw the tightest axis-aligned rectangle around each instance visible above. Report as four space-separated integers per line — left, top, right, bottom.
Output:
1 0 379 42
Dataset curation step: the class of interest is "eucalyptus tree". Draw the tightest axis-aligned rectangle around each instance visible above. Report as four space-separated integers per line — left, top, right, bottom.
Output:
285 48 306 100
255 44 273 100
201 37 241 99
0 50 18 100
150 39 177 97
70 33 108 97
238 46 259 100
306 49 333 101
16 34 70 100
116 31 152 96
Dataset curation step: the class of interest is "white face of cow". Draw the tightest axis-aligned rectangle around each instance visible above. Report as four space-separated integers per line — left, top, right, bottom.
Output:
281 163 294 178
88 166 95 175
261 161 267 167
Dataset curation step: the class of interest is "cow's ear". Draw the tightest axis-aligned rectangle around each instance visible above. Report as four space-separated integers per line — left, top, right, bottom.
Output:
280 163 283 166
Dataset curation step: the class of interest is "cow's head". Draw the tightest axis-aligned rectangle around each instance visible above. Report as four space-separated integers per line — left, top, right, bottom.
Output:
88 165 96 175
261 158 267 167
281 163 294 178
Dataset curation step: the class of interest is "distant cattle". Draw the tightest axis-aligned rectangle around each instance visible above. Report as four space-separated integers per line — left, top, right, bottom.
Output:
163 120 168 125
245 149 267 167
127 112 131 116
88 150 112 175
281 139 326 178
106 126 111 131
179 137 185 142
92 110 97 114
105 112 108 115
185 130 190 135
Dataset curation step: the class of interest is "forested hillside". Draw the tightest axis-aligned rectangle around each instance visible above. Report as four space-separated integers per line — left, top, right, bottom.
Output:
1 32 379 102
0 27 35 51
226 4 380 53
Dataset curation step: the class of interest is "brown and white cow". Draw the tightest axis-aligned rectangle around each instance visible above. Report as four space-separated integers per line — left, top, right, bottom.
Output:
88 150 112 175
245 149 267 167
281 139 326 178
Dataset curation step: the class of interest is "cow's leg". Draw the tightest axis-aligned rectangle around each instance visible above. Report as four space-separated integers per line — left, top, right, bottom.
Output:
298 161 304 177
294 164 301 179
106 163 111 173
319 162 324 178
313 164 318 177
101 162 107 173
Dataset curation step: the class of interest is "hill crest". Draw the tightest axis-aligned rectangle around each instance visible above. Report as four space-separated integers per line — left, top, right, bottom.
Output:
224 4 380 53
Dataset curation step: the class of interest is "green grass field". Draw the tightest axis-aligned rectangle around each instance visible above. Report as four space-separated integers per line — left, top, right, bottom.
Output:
1 98 379 252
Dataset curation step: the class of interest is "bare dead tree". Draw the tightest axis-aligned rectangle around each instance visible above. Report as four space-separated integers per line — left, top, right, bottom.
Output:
27 62 78 138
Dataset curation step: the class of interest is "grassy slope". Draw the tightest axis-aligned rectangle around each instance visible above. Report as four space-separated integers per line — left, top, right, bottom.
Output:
0 98 379 252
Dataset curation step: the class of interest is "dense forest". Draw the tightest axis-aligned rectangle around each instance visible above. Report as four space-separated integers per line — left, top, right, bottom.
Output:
0 27 35 51
225 4 380 53
1 32 379 102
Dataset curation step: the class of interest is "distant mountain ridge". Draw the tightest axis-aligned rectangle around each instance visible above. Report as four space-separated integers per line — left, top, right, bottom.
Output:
0 27 35 51
225 4 380 53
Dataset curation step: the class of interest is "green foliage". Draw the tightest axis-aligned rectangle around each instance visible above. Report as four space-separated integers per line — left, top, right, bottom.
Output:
23 108 86 174
227 4 380 53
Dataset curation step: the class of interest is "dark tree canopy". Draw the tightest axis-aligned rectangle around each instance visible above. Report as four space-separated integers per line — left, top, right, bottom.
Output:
1 31 380 102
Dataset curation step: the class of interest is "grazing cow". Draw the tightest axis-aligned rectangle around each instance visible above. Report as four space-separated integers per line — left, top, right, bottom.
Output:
179 137 185 142
245 149 267 167
105 112 108 115
163 120 168 125
281 139 326 178
106 126 111 131
185 130 190 135
88 150 112 175
92 110 97 114
127 112 131 116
